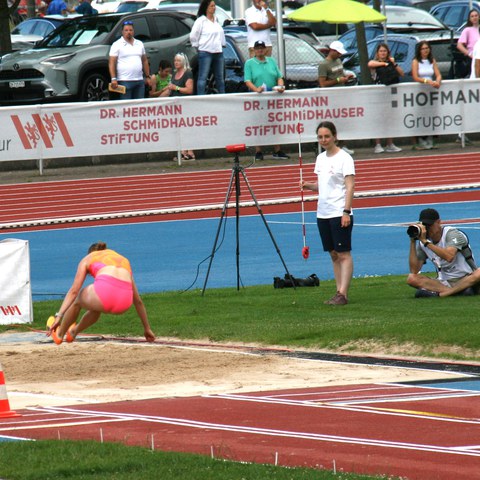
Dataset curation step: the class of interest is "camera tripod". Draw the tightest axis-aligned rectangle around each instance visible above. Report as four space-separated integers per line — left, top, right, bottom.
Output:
202 144 294 295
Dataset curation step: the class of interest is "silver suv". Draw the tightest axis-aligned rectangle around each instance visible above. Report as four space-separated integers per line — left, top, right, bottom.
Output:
0 11 196 105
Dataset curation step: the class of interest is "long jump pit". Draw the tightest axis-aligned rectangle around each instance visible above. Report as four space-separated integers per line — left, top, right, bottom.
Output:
0 331 470 409
3 332 480 480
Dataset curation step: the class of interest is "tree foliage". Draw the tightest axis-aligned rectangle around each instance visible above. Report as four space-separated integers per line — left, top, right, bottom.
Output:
0 0 23 55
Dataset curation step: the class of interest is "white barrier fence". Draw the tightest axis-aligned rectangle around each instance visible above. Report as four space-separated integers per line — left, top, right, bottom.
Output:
0 239 33 325
0 79 478 164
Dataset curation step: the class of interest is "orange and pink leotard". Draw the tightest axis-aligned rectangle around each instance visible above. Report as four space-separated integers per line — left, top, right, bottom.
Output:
87 249 133 314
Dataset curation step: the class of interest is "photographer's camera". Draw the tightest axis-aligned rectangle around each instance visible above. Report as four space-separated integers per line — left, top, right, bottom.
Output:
407 223 422 239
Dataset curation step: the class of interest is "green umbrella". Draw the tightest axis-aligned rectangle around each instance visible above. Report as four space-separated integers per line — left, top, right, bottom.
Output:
287 0 386 24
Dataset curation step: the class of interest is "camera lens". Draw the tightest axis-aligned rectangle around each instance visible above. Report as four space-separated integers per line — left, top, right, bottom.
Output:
407 224 421 238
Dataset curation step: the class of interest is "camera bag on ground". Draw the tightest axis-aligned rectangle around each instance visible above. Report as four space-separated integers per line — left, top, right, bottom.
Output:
273 273 320 288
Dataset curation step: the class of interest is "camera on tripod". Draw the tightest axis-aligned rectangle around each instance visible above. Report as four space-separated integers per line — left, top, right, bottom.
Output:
406 222 424 240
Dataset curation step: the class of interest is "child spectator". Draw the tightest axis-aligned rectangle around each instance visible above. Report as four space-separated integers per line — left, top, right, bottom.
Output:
149 60 172 98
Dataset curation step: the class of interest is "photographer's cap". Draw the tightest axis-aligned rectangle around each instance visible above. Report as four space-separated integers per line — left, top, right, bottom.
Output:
419 208 439 225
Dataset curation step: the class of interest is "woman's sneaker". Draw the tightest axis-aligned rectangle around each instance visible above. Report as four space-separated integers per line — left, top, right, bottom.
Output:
385 144 402 153
324 292 348 305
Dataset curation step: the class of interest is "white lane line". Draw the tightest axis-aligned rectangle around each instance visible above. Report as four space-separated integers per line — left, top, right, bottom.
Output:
8 405 480 459
208 394 480 425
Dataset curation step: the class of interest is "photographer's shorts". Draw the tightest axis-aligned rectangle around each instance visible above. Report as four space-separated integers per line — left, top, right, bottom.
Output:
317 216 353 253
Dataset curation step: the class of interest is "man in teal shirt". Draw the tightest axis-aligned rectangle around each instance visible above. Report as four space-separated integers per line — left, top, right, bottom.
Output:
244 40 289 161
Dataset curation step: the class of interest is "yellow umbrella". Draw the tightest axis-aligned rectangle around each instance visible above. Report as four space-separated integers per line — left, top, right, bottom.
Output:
287 0 386 24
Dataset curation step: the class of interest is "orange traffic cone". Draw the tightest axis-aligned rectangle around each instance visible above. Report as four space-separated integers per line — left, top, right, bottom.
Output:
0 363 20 418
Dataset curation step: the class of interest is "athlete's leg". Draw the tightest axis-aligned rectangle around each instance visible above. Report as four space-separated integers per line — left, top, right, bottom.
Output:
56 284 104 339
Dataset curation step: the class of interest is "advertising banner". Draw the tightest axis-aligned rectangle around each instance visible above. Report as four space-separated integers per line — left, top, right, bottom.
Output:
0 79 478 163
0 239 33 325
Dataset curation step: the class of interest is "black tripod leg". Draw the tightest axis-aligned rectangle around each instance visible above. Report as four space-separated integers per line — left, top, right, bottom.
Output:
240 169 296 289
201 167 237 295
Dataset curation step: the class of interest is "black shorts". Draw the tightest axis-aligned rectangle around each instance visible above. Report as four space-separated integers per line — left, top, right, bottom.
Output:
317 216 353 252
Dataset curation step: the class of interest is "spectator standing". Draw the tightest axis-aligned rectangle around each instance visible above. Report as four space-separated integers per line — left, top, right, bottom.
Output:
456 8 479 145
318 41 355 155
471 38 480 78
75 0 98 15
190 0 226 95
168 53 195 160
301 121 355 306
46 0 68 15
457 9 480 78
109 21 150 100
244 40 289 161
149 60 172 98
245 0 276 57
367 43 403 154
411 41 441 150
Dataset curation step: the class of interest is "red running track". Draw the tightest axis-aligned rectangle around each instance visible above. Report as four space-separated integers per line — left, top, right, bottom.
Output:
2 383 480 479
1 152 480 229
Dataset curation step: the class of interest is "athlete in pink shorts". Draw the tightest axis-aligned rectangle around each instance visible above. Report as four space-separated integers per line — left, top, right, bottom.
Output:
47 242 155 345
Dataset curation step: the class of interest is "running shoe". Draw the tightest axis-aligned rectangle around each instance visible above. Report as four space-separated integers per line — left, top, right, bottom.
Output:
254 151 264 161
272 150 290 159
66 323 77 343
373 144 384 154
324 292 348 305
342 146 355 155
414 288 439 298
385 144 402 153
51 329 63 345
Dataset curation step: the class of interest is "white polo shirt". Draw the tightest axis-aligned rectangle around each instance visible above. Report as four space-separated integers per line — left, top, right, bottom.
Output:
109 37 145 81
245 5 272 48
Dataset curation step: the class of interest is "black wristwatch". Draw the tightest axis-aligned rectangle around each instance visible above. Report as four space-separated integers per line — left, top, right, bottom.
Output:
423 240 432 247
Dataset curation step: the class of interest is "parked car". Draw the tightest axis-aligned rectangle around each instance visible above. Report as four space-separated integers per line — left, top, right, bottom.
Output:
91 0 125 13
221 30 356 93
10 15 66 39
367 0 441 10
344 32 454 83
339 6 454 71
382 5 451 31
430 0 480 31
339 25 386 57
155 0 231 15
0 11 197 105
9 15 73 51
138 2 233 26
116 0 150 12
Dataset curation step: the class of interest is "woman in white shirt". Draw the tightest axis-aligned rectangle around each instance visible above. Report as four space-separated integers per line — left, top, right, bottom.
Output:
411 41 442 150
301 121 355 306
190 0 226 95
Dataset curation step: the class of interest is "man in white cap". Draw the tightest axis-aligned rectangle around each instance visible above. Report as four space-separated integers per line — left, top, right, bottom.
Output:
245 0 276 58
318 40 355 87
318 40 355 155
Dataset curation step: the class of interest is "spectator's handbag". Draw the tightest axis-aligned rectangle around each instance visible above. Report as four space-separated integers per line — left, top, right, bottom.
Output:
375 63 399 86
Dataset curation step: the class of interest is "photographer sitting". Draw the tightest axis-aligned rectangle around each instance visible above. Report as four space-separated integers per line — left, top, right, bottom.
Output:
407 208 480 297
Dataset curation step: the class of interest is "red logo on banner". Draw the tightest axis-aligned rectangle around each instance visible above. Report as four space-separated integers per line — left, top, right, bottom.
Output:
0 305 22 316
11 112 74 150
